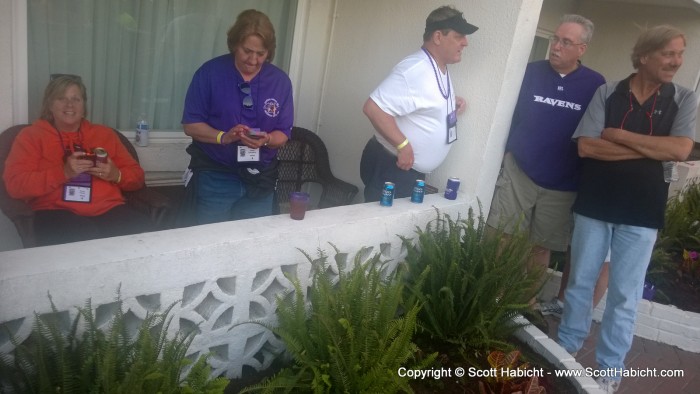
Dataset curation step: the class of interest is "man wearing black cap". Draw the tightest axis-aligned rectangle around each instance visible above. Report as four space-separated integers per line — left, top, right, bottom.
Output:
360 5 478 202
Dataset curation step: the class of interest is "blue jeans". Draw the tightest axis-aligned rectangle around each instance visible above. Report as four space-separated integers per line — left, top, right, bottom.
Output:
558 213 656 378
195 170 274 225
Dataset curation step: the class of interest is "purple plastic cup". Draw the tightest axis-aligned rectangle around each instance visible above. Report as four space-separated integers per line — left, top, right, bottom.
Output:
289 192 310 220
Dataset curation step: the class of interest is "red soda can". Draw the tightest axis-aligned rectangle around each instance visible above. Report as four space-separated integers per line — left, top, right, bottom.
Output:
94 147 108 164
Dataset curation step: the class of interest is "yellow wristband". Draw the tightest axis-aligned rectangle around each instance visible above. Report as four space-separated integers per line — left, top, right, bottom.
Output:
216 131 225 145
115 170 122 184
396 138 409 150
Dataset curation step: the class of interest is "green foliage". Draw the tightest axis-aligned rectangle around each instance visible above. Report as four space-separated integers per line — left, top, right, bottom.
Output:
645 245 675 299
478 350 545 394
400 207 543 354
0 294 228 394
657 182 700 254
241 247 436 394
647 182 700 289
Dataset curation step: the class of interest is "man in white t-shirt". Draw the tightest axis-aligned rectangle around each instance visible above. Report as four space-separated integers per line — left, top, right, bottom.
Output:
360 5 477 201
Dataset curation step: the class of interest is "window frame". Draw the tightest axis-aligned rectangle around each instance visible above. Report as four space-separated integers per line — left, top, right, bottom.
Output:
529 28 552 63
12 0 308 137
695 69 699 142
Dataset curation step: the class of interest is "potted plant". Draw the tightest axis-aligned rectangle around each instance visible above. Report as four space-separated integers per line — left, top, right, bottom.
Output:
238 247 435 393
645 182 700 310
399 207 567 391
0 293 228 393
400 207 544 355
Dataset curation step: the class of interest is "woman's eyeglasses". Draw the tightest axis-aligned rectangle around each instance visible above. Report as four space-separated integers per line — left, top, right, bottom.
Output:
239 82 253 109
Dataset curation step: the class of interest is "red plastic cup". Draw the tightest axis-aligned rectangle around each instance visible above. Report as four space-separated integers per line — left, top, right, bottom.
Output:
289 192 310 220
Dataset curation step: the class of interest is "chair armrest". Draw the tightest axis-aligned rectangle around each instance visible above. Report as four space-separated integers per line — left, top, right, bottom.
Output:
318 178 359 209
124 188 172 228
425 184 439 195
0 193 34 222
0 192 37 247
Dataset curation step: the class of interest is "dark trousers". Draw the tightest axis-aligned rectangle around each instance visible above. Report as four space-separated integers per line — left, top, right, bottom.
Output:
34 204 154 246
359 137 424 202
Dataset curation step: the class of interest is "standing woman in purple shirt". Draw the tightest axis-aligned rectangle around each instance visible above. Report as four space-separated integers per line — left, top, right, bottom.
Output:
181 9 294 225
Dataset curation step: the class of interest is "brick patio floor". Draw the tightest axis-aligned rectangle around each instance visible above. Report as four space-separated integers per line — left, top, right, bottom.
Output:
545 316 700 393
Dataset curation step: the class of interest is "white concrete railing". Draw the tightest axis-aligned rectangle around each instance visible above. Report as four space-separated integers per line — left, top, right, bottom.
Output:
0 194 467 378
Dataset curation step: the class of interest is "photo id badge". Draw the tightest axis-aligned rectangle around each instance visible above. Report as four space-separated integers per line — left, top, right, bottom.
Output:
63 173 92 203
446 111 457 144
446 110 458 144
237 145 260 162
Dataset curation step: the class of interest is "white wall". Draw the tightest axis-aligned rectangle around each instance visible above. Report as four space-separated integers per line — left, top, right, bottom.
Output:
287 0 335 133
541 0 700 140
0 1 21 254
578 1 700 86
540 0 700 88
0 5 13 131
579 1 700 143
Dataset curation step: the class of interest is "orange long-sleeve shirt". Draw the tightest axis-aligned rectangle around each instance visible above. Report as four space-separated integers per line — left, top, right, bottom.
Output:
3 119 145 216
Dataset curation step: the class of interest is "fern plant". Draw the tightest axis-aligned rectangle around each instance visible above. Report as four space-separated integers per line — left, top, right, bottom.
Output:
240 247 436 394
0 294 228 394
400 207 543 355
647 182 700 290
657 181 700 253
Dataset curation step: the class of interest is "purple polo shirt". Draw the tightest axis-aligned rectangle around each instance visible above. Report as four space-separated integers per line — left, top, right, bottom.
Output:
182 54 294 168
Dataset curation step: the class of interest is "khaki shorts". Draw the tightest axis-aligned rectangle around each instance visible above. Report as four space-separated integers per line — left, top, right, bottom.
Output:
486 153 576 252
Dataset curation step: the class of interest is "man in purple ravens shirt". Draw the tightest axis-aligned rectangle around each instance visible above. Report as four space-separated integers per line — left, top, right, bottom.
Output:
486 15 606 309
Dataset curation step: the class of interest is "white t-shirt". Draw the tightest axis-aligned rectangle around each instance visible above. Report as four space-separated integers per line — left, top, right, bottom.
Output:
369 49 456 173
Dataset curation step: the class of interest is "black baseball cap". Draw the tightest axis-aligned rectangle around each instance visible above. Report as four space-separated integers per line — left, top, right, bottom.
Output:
425 13 479 36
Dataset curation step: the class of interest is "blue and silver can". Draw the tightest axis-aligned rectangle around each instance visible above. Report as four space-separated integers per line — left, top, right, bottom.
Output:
411 179 425 203
444 177 460 200
380 182 395 207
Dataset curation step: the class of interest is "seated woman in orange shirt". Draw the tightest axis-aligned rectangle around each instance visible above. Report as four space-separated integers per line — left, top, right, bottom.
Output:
3 75 152 246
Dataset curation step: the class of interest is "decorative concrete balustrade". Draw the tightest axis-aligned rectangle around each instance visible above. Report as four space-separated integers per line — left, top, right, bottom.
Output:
0 194 465 379
9 193 694 393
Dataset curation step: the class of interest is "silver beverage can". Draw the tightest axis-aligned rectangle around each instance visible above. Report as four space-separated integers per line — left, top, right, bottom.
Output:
444 177 460 200
411 179 425 203
380 182 395 206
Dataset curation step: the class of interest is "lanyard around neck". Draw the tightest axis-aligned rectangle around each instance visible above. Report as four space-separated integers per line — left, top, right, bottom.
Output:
422 47 450 100
54 124 85 154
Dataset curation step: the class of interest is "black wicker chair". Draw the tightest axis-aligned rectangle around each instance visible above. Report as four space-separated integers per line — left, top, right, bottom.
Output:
689 142 700 161
0 124 171 247
275 127 359 213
